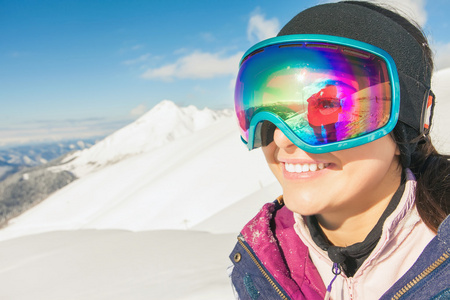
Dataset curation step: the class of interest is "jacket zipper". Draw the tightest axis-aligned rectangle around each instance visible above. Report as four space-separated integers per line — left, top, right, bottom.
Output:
347 277 354 300
391 249 450 300
237 237 289 300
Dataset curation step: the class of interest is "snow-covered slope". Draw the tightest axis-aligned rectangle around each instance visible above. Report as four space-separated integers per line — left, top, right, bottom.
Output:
0 229 237 300
431 68 450 154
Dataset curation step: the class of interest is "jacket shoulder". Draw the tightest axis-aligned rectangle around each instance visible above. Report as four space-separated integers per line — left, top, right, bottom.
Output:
229 200 292 299
228 199 325 300
380 215 450 299
229 235 292 299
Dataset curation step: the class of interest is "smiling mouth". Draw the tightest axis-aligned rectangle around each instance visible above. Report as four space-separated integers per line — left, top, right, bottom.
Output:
284 162 330 173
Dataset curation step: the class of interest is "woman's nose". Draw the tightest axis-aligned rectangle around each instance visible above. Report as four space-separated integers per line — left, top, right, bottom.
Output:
273 128 296 150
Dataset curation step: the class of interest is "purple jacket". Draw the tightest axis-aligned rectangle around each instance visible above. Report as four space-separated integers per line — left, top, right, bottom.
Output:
229 199 326 299
229 199 450 299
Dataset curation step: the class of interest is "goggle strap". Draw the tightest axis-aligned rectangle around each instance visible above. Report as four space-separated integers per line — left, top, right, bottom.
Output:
396 73 434 136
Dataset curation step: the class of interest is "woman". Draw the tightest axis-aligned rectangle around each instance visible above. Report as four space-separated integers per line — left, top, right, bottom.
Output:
307 84 342 144
229 1 450 299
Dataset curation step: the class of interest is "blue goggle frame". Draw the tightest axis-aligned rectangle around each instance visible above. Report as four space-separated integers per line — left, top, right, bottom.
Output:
235 34 401 153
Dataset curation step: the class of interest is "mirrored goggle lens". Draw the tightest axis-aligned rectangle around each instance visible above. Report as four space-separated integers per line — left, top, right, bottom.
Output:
235 42 393 147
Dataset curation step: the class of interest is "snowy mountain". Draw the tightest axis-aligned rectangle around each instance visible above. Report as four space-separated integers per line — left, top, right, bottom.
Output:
59 100 234 177
0 100 280 240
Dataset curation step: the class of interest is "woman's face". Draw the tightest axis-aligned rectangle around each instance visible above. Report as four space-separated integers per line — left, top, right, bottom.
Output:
262 128 402 221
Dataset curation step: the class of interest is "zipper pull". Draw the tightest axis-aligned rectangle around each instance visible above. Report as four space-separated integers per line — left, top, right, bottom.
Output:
324 263 342 300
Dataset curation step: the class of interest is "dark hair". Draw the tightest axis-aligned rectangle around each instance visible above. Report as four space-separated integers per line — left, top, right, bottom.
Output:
343 1 450 233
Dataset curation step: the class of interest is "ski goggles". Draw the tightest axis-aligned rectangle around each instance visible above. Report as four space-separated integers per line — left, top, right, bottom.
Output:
234 34 400 153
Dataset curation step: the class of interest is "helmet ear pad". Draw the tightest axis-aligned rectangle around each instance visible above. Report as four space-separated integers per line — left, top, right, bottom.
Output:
261 121 276 147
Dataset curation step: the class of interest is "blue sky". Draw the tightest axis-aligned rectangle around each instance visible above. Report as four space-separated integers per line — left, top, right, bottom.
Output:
1 0 449 146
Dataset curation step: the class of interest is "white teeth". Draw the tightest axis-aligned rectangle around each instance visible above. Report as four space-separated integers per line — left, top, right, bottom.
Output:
302 164 309 172
285 162 328 173
286 163 295 172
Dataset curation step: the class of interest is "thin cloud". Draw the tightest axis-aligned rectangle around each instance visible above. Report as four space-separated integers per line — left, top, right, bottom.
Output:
130 104 148 117
247 9 280 42
0 118 131 147
141 51 243 81
131 44 144 50
200 32 216 42
118 44 145 55
9 51 30 58
434 42 450 70
142 64 177 81
122 53 151 65
229 78 236 90
173 48 189 55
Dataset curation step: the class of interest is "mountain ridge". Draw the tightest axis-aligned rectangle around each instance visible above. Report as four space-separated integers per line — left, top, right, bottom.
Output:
57 100 234 177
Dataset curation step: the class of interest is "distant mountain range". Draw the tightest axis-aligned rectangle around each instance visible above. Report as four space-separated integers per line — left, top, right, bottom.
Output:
0 138 101 227
0 138 100 182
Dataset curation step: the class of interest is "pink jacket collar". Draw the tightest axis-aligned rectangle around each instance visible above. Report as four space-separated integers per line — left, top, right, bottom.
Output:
241 197 326 299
